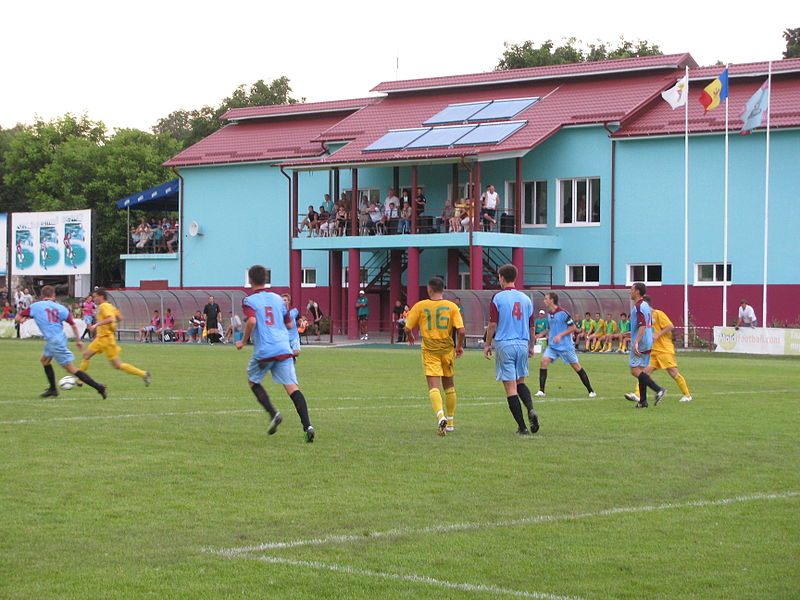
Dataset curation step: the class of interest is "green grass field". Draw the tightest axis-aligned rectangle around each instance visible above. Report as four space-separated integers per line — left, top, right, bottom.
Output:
1 339 798 599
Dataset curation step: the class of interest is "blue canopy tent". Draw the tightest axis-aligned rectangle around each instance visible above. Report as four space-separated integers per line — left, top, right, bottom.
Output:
118 179 180 254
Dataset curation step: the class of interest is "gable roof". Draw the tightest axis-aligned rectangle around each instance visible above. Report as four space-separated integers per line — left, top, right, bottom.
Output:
220 98 376 122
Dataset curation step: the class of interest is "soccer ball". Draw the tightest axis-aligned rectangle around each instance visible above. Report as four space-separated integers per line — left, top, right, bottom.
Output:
59 375 77 390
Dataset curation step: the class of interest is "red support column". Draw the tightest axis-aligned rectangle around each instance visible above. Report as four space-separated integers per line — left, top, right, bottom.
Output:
452 163 459 202
407 247 420 307
350 168 358 236
447 248 460 290
513 247 525 289
470 245 483 291
347 248 360 340
473 162 482 232
290 249 302 308
390 250 402 303
330 250 342 331
411 166 418 235
515 157 523 234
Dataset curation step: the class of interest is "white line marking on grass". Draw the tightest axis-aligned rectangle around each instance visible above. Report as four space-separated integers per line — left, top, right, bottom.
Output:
212 491 799 556
245 554 583 600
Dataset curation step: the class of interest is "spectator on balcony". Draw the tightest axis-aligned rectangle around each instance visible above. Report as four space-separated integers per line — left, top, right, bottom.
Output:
298 205 319 236
322 193 334 214
317 204 332 236
414 187 427 217
481 184 499 221
398 200 412 234
339 192 350 213
188 311 204 343
134 218 152 251
138 310 161 342
480 207 497 231
440 199 455 232
336 203 349 236
383 201 399 233
384 187 399 214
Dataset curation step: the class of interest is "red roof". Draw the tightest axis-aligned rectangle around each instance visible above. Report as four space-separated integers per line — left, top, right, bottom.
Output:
164 113 347 167
371 53 696 93
221 97 376 121
614 59 800 137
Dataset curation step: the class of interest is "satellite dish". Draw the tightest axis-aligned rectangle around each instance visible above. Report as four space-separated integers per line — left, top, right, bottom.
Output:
188 221 202 237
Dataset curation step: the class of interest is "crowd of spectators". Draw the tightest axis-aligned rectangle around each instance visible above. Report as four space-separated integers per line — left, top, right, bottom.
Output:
130 216 179 253
297 185 511 237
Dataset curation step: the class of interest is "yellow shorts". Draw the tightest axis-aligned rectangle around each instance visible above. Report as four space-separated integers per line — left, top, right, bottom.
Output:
650 352 677 370
421 349 454 377
88 336 121 361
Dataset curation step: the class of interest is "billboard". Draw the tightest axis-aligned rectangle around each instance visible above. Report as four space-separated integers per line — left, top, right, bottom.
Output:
0 213 6 276
12 210 92 276
714 326 800 356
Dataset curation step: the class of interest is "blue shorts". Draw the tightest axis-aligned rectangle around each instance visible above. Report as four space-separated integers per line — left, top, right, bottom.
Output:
289 337 300 353
44 339 74 366
248 355 298 386
144 325 157 332
629 348 652 368
83 315 94 325
543 345 579 365
494 340 529 381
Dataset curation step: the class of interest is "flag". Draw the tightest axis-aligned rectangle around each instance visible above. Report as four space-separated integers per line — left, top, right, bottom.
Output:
699 68 729 112
661 74 689 109
739 80 769 135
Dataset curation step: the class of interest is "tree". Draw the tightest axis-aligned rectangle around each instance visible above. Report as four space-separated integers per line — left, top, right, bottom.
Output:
496 37 662 70
784 27 800 59
153 76 300 149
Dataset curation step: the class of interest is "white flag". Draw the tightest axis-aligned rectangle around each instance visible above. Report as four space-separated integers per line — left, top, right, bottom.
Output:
661 74 689 109
739 80 769 135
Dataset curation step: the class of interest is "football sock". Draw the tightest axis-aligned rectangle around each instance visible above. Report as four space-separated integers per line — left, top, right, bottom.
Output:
640 372 662 392
637 374 648 403
429 388 444 420
539 369 548 392
444 387 457 426
517 383 534 412
506 395 527 430
43 364 56 390
75 370 103 391
120 363 146 378
251 383 277 417
79 359 90 372
576 368 594 393
290 390 312 430
674 373 691 397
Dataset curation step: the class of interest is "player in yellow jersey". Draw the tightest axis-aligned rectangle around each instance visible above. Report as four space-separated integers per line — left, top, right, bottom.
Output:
589 313 606 352
625 296 692 403
80 288 151 385
404 277 465 435
599 313 619 352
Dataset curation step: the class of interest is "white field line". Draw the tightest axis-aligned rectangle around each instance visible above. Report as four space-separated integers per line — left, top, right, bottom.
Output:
211 491 799 557
0 388 793 425
246 554 583 600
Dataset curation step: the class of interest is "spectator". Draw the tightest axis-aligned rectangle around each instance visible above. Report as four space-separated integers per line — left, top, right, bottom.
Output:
188 311 205 343
414 187 426 217
356 290 369 340
138 310 161 342
298 205 318 236
16 288 34 338
384 201 399 233
384 187 399 214
736 300 759 328
135 218 152 251
307 298 323 341
320 204 337 236
336 203 349 236
162 308 176 341
80 294 96 340
322 193 334 214
339 191 350 213
2 301 13 320
397 304 409 342
440 199 455 232
203 296 222 343
224 310 243 343
481 184 499 223
398 200 412 234
365 200 383 235
392 300 404 342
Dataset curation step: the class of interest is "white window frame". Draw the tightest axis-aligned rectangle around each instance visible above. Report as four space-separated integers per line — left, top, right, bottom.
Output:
626 264 662 286
556 177 600 227
243 268 270 288
694 262 731 286
446 183 473 205
459 271 470 290
506 180 547 228
341 266 369 287
301 268 317 288
565 264 600 287
343 187 381 208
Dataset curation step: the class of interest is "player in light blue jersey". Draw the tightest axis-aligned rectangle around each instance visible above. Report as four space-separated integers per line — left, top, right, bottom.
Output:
625 282 665 408
15 285 106 399
484 264 538 435
533 292 596 399
282 293 301 360
236 265 314 442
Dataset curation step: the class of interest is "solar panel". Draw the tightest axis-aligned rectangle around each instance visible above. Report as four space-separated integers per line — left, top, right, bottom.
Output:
467 97 539 121
423 101 491 125
405 125 477 148
363 128 430 152
453 121 526 146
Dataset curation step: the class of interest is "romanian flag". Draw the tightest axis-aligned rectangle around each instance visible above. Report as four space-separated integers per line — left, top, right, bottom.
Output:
699 68 729 112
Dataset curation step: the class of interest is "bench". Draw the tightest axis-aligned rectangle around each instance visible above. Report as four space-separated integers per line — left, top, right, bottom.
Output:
116 328 138 342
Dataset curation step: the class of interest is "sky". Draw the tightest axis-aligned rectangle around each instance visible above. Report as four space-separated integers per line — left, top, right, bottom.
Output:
1 0 796 133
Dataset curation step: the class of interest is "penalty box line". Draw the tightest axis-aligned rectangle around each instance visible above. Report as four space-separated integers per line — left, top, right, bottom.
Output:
211 491 799 556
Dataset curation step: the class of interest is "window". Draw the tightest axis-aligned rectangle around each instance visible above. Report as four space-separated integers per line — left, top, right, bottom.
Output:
695 263 731 285
342 266 369 287
301 268 317 287
343 188 380 208
507 180 547 226
627 264 662 286
447 182 474 204
566 264 600 286
557 178 600 225
243 268 270 288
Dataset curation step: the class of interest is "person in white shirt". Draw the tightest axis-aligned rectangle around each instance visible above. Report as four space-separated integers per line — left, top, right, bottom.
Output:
384 187 399 214
736 300 759 328
481 184 499 213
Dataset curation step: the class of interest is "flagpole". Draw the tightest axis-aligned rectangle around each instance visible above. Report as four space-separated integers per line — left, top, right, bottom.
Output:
683 65 690 348
762 61 772 327
722 64 730 327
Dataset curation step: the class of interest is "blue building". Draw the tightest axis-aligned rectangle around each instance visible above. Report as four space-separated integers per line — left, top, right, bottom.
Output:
120 54 800 336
